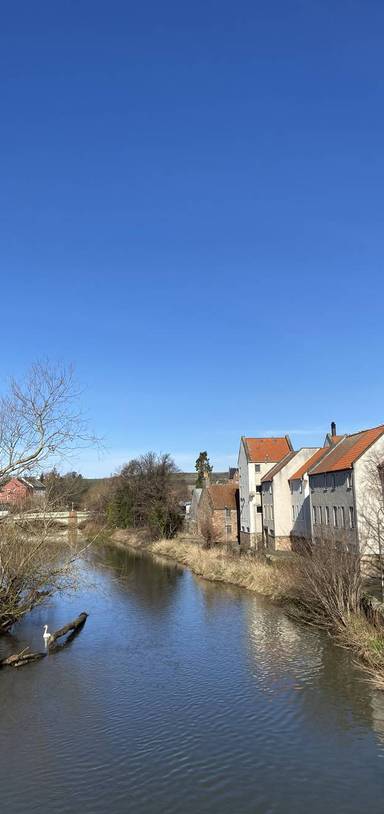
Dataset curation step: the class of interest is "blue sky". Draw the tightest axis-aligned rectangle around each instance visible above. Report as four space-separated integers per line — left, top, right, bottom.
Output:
1 1 383 475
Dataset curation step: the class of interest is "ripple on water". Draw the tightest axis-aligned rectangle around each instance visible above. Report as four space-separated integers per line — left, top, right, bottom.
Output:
0 549 384 814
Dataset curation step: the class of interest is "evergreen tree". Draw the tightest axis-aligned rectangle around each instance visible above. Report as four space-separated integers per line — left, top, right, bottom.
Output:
195 451 213 488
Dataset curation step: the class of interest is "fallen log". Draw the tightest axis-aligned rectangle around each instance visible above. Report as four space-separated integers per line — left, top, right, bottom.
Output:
1 647 46 668
48 612 88 648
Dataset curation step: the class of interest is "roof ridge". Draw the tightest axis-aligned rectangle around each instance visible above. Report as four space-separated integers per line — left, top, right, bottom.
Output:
346 423 384 439
309 425 384 475
308 437 347 474
243 435 290 440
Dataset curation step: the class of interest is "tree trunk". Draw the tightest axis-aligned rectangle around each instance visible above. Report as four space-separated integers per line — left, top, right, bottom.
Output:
48 612 88 647
0 648 46 668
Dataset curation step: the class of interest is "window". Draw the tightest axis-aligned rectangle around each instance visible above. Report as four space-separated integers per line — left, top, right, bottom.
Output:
255 464 260 473
312 506 316 524
318 506 323 524
257 506 262 513
225 508 231 521
333 507 338 527
226 525 232 535
256 484 261 493
299 481 303 494
340 507 345 528
263 506 267 519
346 472 352 489
269 484 272 494
331 474 336 490
325 506 330 526
349 506 355 529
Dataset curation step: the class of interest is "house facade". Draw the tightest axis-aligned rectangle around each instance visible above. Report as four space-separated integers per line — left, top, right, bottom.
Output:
289 447 328 546
0 476 46 507
288 426 345 547
197 481 239 544
261 448 320 550
238 436 292 548
308 424 384 555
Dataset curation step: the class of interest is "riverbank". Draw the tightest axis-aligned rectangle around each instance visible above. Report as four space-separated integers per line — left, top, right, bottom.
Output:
103 527 384 689
107 529 296 598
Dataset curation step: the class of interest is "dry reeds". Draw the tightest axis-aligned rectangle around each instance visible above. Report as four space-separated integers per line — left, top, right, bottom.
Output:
149 539 296 599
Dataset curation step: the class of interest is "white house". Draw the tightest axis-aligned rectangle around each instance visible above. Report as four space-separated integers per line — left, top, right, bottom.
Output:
289 447 328 545
238 435 292 548
308 424 384 557
261 448 320 550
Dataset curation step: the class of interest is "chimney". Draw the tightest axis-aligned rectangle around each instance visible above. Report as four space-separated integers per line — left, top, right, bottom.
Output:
331 421 337 437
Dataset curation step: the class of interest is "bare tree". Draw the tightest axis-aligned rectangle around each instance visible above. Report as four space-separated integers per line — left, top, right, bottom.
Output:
0 362 97 633
0 516 83 633
108 452 184 539
199 515 220 549
290 533 363 632
0 361 94 480
356 450 384 600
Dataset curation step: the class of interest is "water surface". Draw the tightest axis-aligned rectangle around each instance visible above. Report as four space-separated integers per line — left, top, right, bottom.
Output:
1 542 384 814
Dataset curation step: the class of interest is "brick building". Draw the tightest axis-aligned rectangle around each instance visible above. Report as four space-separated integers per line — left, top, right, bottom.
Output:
0 476 46 507
197 481 239 544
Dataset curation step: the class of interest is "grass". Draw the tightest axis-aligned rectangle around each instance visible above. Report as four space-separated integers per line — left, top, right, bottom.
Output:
148 538 296 599
339 614 384 676
104 529 384 690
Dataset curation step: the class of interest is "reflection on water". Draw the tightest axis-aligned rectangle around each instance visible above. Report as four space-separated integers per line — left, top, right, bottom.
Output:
91 542 184 610
0 542 384 814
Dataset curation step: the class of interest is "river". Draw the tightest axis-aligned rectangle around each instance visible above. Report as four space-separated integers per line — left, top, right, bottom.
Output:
0 542 384 814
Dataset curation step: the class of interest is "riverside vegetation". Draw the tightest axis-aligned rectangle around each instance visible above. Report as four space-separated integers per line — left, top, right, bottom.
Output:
111 532 384 689
87 450 384 690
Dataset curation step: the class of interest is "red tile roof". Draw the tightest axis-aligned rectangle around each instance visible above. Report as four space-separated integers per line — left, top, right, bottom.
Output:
310 425 384 474
289 447 328 481
243 436 292 464
207 482 238 511
261 452 298 482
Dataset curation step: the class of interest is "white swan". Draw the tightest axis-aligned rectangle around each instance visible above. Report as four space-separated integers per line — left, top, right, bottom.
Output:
43 624 52 645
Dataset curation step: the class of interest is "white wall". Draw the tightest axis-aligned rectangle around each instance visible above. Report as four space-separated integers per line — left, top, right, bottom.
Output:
290 476 311 537
238 440 251 533
238 439 285 535
273 449 318 537
354 434 384 555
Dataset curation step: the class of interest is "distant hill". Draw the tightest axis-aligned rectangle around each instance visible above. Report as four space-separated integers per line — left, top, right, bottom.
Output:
171 472 229 496
81 472 229 501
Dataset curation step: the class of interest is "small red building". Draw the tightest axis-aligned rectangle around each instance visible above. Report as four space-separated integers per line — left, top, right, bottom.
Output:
0 477 46 507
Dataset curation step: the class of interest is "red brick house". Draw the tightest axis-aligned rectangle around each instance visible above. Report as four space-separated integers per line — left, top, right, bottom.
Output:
0 477 46 507
197 481 239 544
